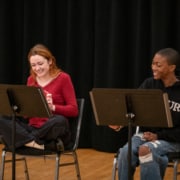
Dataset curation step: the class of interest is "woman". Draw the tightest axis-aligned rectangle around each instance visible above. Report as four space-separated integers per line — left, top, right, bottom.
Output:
0 44 78 152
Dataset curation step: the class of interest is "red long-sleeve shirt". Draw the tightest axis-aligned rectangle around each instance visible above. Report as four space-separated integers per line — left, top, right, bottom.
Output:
27 72 78 128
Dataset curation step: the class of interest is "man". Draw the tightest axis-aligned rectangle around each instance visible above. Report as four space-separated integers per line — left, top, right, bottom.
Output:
117 48 180 180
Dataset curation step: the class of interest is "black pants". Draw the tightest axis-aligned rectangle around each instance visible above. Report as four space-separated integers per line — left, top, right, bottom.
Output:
0 115 70 150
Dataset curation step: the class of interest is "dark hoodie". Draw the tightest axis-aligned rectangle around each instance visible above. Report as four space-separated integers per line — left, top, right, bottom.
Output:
138 77 180 143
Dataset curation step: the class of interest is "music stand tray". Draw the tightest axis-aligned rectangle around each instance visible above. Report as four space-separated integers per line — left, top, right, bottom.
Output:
89 88 173 128
0 84 52 117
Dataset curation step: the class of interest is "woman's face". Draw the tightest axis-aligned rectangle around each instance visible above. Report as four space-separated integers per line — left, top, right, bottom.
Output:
29 55 52 78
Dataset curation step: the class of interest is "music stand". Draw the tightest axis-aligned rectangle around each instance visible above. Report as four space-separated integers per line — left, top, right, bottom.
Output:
0 84 52 180
89 88 173 180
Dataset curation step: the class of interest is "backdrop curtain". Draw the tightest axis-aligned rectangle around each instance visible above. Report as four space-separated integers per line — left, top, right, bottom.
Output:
0 0 180 152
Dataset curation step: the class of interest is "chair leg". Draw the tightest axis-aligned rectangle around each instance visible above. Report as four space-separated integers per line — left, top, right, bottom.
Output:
22 157 30 180
173 160 178 180
72 151 81 180
0 150 6 180
55 153 60 180
112 156 117 180
0 150 29 180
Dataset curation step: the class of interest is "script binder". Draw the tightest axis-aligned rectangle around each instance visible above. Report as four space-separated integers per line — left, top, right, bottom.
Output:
89 88 173 128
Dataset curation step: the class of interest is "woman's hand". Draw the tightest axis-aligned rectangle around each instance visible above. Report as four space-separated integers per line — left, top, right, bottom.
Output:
46 93 55 111
109 125 123 131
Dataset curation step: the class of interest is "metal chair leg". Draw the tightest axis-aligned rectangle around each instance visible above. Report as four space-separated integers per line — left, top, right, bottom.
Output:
0 150 6 180
55 153 60 180
22 157 29 180
72 151 81 180
112 155 117 180
173 160 178 180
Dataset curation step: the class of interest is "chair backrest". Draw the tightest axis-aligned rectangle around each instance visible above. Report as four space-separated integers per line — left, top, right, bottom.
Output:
67 98 85 151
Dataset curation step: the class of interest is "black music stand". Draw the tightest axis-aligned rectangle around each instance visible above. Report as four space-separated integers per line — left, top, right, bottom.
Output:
0 84 52 180
90 88 173 180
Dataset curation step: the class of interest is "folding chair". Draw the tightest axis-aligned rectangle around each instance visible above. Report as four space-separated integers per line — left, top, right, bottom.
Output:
0 98 85 180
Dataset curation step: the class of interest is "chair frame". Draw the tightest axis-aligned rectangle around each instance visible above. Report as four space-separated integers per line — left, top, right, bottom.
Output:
167 152 180 180
0 98 85 180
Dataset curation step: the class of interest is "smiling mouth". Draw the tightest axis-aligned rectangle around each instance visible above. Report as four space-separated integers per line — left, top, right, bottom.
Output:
153 71 158 75
153 72 159 78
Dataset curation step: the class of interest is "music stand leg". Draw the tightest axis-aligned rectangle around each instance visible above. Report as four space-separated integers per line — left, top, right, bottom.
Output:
126 113 134 180
12 114 16 180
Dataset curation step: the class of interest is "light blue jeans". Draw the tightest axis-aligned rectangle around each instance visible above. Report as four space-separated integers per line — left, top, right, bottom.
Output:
118 133 180 180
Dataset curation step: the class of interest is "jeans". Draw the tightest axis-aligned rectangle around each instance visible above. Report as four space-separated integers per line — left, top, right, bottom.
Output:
118 133 180 180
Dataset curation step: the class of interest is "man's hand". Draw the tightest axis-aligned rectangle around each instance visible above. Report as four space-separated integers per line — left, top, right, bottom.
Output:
143 132 158 141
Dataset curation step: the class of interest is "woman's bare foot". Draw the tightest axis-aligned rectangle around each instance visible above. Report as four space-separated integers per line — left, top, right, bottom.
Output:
25 140 44 150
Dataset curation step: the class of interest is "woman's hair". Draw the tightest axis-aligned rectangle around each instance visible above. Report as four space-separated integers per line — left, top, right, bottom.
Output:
28 44 62 79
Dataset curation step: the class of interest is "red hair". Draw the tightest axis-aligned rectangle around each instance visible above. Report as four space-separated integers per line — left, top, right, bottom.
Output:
28 44 62 79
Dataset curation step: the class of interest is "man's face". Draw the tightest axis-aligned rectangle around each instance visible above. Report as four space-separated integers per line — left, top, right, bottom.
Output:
151 54 175 80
